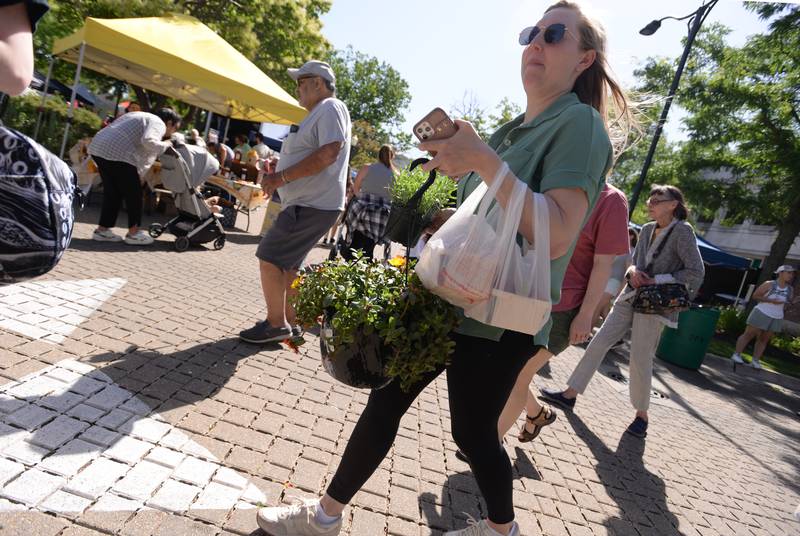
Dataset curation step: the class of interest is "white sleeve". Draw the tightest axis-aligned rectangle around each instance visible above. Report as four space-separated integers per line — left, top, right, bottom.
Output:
315 101 348 147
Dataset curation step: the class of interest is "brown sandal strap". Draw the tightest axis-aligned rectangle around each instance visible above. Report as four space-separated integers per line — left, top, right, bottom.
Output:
525 405 552 426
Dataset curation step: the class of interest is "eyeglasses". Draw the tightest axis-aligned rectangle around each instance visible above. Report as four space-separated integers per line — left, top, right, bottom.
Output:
518 23 577 46
296 76 318 87
646 197 674 206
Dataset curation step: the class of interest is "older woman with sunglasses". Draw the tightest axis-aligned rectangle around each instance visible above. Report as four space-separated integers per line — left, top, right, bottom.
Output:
542 184 704 438
255 2 631 535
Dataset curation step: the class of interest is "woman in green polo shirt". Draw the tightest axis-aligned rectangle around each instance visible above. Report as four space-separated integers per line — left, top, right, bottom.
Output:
254 2 634 535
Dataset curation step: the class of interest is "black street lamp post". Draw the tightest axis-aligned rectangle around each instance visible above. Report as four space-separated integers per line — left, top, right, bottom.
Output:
628 0 719 218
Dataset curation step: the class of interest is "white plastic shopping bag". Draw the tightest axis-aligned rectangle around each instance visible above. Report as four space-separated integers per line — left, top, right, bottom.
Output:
416 163 512 308
462 180 551 335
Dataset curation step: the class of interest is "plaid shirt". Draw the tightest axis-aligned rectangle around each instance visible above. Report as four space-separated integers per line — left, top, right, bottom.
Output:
89 112 170 176
345 193 391 242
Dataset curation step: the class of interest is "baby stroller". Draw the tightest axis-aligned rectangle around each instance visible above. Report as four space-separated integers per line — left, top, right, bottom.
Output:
148 142 226 252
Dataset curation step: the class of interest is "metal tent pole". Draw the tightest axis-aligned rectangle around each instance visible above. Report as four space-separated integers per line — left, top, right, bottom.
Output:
33 56 55 141
204 110 213 139
59 42 86 159
222 116 231 145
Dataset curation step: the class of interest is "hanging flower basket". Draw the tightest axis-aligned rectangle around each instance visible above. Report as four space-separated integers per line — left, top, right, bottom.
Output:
292 255 458 391
384 162 456 247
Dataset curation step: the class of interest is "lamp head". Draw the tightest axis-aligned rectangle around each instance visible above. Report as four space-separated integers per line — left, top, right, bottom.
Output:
640 20 661 36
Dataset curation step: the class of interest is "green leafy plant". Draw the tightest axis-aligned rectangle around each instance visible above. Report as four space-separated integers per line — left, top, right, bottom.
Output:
2 93 102 155
715 306 747 336
291 255 458 391
390 166 456 215
770 334 800 356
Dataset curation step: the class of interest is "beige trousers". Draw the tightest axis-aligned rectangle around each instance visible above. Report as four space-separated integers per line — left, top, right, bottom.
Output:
566 299 664 412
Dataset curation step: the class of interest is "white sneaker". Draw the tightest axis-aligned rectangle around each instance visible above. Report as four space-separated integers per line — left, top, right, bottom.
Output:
256 498 341 536
124 230 154 246
731 353 744 364
751 359 762 370
92 229 123 242
444 516 519 536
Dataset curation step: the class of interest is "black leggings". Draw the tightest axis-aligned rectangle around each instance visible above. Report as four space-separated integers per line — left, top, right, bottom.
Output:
93 156 143 229
326 330 539 524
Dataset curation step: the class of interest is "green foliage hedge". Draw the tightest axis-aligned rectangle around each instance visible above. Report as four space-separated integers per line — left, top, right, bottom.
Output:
2 93 102 155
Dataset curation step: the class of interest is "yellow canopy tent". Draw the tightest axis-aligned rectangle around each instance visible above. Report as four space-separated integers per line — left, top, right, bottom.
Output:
46 14 306 156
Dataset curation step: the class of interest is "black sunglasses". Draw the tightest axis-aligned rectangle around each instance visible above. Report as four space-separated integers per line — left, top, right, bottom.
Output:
518 23 575 46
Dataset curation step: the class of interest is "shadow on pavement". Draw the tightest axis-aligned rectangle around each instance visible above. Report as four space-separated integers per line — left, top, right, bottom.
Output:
565 412 681 535
652 361 800 495
67 237 178 253
0 337 279 458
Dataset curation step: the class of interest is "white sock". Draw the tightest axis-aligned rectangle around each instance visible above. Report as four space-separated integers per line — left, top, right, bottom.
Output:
315 503 341 526
732 352 741 358
488 522 518 536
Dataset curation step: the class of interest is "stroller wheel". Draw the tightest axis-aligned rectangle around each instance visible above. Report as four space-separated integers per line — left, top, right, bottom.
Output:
148 223 164 238
213 236 226 250
174 236 190 252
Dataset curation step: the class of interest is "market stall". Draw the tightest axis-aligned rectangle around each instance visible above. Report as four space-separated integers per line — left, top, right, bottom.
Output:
46 14 306 157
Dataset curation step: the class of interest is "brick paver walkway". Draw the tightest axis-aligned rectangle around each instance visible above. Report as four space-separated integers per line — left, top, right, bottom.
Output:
0 207 798 536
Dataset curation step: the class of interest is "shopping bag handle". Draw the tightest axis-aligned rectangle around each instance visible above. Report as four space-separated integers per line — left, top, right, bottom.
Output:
406 158 437 210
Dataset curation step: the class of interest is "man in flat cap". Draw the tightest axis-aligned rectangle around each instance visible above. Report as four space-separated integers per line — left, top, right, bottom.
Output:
240 60 352 344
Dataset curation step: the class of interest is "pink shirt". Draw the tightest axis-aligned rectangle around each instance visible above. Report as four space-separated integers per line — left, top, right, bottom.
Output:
554 183 630 312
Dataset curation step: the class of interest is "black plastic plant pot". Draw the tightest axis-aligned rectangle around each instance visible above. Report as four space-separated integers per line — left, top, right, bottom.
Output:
319 311 392 390
384 157 438 248
384 203 433 247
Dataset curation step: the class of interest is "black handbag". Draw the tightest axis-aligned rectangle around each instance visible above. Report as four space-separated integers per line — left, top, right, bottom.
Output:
631 225 691 314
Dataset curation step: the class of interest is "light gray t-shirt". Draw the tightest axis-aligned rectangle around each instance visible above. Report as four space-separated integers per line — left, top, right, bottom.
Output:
359 162 394 198
276 98 352 211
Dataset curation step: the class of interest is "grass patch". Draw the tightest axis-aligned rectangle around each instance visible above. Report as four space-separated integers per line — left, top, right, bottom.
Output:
707 337 800 379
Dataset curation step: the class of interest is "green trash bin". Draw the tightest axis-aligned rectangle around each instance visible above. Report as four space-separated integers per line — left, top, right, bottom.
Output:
656 306 720 370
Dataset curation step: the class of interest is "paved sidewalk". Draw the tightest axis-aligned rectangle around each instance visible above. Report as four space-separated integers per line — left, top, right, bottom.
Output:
0 207 798 536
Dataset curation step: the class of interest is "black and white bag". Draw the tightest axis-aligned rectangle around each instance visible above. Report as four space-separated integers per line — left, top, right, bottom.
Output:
0 125 79 284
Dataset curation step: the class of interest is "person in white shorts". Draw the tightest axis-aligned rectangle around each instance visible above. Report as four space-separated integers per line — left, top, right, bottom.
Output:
731 265 797 369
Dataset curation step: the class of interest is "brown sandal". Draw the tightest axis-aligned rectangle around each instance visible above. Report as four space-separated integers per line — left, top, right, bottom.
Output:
517 404 557 443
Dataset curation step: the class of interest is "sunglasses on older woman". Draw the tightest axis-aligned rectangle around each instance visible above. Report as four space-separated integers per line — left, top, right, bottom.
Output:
518 23 576 46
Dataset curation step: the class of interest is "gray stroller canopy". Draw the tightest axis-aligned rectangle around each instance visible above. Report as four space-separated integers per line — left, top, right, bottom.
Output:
159 143 219 193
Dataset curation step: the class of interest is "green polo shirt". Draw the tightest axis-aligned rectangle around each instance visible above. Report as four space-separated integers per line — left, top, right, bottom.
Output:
454 92 613 344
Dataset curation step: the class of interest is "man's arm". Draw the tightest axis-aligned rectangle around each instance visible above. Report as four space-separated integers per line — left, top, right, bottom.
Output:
569 254 615 343
261 141 343 194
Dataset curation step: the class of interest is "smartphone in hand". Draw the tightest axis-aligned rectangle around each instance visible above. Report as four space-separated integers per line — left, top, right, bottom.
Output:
413 108 458 143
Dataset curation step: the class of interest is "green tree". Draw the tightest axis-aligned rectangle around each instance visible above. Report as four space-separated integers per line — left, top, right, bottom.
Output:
326 46 411 139
450 91 490 140
34 0 331 111
450 95 523 141
639 4 800 286
489 97 522 130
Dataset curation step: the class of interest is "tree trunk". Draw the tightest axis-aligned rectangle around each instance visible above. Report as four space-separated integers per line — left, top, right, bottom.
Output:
182 105 198 127
130 85 152 111
746 190 800 311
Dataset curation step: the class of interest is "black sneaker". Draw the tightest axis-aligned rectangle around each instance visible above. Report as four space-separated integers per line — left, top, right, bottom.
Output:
539 388 577 411
625 416 648 438
239 320 291 344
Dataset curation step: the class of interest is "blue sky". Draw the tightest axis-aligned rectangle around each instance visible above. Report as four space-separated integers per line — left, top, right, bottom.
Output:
319 0 779 152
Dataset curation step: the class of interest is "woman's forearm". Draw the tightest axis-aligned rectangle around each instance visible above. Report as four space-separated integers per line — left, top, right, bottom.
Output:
475 152 588 258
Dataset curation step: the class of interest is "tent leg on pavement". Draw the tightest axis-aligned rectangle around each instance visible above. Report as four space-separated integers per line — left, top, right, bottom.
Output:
59 41 86 159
